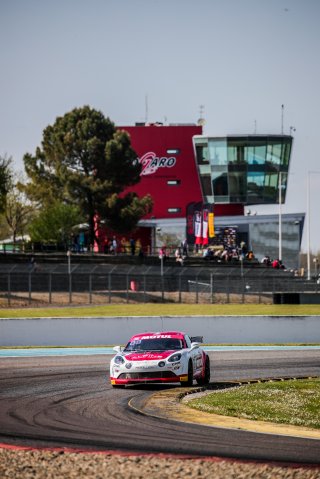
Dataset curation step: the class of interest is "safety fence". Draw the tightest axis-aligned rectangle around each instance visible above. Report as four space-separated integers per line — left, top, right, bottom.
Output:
0 263 319 306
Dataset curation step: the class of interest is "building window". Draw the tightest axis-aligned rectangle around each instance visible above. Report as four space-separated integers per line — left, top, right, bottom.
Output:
168 207 181 213
167 180 181 185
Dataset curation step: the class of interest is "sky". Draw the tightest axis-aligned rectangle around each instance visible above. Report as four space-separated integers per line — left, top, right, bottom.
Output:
1 0 320 252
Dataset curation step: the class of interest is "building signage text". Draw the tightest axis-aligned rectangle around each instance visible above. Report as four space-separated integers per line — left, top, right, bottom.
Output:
139 151 177 176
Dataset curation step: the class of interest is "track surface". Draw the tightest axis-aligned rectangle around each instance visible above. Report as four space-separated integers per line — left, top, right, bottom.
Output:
0 350 319 463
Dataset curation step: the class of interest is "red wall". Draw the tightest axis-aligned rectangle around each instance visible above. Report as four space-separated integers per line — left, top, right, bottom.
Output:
119 124 203 219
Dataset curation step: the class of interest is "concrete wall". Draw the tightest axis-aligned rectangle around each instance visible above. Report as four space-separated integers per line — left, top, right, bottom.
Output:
1 316 319 346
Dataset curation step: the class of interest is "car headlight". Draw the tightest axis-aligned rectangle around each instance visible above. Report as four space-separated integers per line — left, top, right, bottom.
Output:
168 353 182 362
114 355 125 365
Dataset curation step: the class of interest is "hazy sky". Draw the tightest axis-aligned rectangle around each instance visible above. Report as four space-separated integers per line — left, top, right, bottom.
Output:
1 0 320 252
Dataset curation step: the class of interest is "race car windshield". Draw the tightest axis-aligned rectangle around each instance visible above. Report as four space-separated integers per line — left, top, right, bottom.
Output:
124 338 183 352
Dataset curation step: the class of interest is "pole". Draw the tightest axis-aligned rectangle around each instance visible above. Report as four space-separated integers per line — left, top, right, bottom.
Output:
306 171 320 281
307 171 311 280
67 249 71 275
279 171 282 261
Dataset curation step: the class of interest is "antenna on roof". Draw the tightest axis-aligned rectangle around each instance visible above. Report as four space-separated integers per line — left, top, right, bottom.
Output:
281 104 284 134
198 104 205 127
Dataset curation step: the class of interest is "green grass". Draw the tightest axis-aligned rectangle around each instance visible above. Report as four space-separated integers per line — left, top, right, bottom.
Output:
0 303 320 318
188 379 320 429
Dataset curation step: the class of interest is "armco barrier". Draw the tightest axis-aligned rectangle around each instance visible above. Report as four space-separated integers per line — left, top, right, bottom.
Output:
1 315 320 346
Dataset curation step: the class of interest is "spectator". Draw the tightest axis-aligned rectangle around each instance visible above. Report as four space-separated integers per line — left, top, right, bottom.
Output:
261 255 271 266
181 239 188 257
272 259 280 269
112 236 117 255
240 241 247 258
159 246 167 261
246 250 255 260
175 248 184 266
130 237 136 255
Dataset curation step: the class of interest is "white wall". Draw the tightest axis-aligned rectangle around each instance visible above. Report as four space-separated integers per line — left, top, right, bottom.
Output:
1 316 319 346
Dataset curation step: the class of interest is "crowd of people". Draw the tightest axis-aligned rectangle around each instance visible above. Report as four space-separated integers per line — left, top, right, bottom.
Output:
169 240 287 270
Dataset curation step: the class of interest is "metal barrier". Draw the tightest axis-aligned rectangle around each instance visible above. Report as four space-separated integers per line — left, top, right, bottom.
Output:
0 263 319 306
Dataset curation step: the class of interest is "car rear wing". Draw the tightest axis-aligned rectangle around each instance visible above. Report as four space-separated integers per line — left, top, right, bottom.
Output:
190 336 203 343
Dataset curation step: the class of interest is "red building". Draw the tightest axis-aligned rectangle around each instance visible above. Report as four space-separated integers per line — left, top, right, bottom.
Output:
121 123 203 219
95 122 303 268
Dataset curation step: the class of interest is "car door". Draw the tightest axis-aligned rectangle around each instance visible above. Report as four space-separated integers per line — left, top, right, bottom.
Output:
185 335 203 375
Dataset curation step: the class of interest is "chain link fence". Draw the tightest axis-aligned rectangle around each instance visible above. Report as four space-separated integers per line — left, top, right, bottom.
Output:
1 262 320 306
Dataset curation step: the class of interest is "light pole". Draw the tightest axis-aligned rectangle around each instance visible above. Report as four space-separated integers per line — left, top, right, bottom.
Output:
278 171 282 262
313 258 318 278
239 255 243 277
67 249 71 274
307 171 320 280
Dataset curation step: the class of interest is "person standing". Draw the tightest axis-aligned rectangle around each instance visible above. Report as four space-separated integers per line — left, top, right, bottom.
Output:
181 239 188 257
112 236 118 255
130 237 136 255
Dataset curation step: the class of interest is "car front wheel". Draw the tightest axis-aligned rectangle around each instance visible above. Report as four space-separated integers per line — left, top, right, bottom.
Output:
182 360 193 387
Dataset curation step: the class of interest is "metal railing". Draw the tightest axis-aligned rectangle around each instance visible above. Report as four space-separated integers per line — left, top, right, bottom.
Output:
0 265 319 306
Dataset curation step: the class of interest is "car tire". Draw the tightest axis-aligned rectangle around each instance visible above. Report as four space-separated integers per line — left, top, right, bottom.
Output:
182 360 193 387
196 355 210 386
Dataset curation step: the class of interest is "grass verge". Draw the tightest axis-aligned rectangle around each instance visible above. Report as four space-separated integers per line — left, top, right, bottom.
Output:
187 378 320 430
1 303 320 318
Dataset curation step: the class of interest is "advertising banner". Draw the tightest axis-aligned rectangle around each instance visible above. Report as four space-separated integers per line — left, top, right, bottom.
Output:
186 202 214 246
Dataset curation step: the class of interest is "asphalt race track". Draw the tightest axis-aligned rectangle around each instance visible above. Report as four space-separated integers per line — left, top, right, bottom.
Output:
0 350 319 463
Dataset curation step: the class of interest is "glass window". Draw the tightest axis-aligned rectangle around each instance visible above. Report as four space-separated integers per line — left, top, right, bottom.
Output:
264 172 278 202
168 207 181 213
212 170 228 197
282 139 291 166
229 171 247 202
247 144 266 165
266 141 282 166
167 180 180 185
227 138 247 165
195 144 209 165
208 139 228 165
199 164 211 175
200 174 212 197
247 172 264 201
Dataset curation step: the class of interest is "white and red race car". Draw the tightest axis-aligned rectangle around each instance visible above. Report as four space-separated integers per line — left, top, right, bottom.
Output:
110 331 210 388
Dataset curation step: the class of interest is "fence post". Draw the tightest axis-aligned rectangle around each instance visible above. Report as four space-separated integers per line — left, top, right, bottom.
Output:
196 277 199 304
69 273 72 304
89 274 92 304
28 273 32 305
227 276 230 304
48 273 52 304
161 275 164 302
242 277 245 304
7 273 11 306
126 274 129 303
108 273 111 303
210 273 214 304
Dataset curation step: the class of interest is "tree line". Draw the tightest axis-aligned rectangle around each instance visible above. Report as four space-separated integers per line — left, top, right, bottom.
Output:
0 106 153 249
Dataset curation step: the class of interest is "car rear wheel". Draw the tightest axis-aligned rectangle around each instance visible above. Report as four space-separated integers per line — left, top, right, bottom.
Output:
182 360 193 387
196 355 210 386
